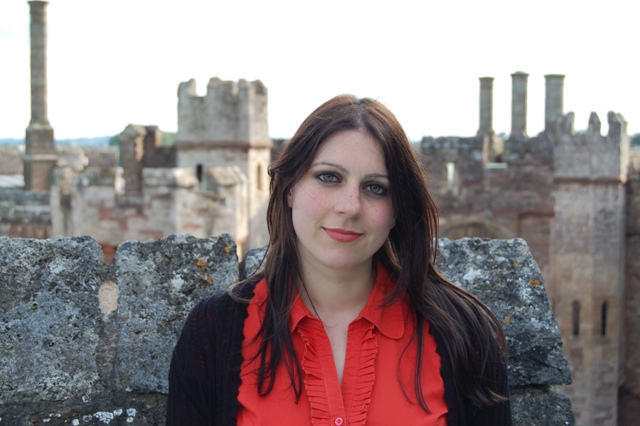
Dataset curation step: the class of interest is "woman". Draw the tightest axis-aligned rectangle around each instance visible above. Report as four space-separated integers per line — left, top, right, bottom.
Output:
167 95 511 425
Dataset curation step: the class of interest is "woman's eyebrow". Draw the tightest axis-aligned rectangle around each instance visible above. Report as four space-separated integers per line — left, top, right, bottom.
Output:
310 161 347 172
310 161 389 180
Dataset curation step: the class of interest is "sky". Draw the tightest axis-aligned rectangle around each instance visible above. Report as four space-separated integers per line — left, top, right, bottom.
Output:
0 0 637 141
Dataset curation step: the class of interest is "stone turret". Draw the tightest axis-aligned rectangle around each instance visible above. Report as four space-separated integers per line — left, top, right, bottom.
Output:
549 110 629 425
176 78 272 251
24 0 57 191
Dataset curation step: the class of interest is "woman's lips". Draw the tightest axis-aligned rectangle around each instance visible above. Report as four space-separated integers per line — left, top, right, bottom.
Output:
323 227 363 243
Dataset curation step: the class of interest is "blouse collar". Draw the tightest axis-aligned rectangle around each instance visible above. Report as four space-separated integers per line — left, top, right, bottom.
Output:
288 263 407 340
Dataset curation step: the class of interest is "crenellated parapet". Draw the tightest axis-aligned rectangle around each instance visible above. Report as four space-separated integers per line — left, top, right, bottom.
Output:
553 111 629 183
177 77 270 149
420 136 485 180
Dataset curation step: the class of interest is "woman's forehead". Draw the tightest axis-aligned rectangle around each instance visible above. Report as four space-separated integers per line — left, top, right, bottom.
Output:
312 130 386 168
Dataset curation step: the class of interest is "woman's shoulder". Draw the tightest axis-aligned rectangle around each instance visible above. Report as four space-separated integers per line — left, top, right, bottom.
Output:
184 277 260 327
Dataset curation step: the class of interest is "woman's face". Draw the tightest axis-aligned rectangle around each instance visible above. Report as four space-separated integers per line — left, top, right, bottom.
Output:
288 129 395 275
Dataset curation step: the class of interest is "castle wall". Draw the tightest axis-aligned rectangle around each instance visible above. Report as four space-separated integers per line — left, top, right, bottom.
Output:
0 188 50 239
50 167 248 256
620 147 640 425
420 133 554 280
0 145 118 178
201 166 249 254
83 146 120 168
142 126 177 168
0 146 25 175
247 148 271 248
502 135 555 278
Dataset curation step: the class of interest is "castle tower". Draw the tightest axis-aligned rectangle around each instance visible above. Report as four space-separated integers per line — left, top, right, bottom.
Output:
510 71 528 139
545 74 565 133
550 111 629 425
24 0 57 191
176 77 272 252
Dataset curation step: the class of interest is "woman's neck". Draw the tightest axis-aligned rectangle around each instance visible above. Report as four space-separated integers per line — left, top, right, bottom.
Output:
297 260 375 322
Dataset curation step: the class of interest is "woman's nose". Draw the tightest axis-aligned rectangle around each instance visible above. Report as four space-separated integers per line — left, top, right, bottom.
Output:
335 185 362 216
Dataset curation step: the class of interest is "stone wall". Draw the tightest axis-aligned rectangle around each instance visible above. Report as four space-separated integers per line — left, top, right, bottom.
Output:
0 235 573 425
0 146 118 179
0 146 25 175
49 167 248 254
620 146 640 424
421 133 555 279
0 189 50 239
119 125 176 197
83 147 120 169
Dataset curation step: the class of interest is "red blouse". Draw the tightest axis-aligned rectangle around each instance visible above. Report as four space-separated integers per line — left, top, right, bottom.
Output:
237 265 448 425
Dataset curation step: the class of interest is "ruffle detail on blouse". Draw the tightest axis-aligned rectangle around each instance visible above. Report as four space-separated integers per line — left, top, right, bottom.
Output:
297 320 331 425
346 324 378 425
296 319 379 426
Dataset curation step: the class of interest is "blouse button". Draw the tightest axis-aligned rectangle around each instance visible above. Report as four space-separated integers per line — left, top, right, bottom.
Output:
334 417 344 426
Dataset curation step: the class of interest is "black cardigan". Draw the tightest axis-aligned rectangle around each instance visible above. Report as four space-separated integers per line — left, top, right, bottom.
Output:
166 283 512 425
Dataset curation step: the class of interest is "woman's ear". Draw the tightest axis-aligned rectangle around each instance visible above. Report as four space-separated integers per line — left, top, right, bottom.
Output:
287 188 293 208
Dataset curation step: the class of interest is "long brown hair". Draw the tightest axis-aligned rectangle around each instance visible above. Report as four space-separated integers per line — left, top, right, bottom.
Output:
236 94 507 410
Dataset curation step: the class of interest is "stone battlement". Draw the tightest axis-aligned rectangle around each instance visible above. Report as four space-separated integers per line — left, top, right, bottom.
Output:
0 235 573 425
552 111 629 182
177 77 270 147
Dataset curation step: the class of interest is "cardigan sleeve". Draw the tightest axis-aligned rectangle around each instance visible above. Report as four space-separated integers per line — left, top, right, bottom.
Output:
467 349 512 426
166 297 218 425
166 290 252 426
434 314 512 426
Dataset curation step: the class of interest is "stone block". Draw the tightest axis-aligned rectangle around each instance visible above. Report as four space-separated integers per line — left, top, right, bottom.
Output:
114 233 239 393
142 168 198 188
241 245 267 278
0 236 103 403
511 386 574 426
436 237 571 387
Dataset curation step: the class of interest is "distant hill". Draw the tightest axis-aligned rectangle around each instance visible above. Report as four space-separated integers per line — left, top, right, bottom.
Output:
0 138 24 146
0 137 111 147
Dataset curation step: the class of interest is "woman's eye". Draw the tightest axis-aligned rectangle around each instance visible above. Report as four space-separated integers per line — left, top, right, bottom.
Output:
316 172 339 183
366 183 388 196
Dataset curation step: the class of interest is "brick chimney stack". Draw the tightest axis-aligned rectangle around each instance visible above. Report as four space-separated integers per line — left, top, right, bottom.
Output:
510 71 529 139
24 0 57 191
477 77 494 137
545 74 565 132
